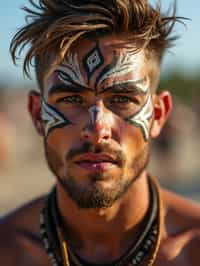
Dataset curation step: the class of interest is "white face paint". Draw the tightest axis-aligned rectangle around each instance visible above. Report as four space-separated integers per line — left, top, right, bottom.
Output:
46 46 152 141
133 77 149 94
101 77 149 94
83 44 105 83
41 100 71 137
128 95 154 141
88 105 113 128
96 52 141 88
56 52 85 87
85 47 103 74
89 106 105 125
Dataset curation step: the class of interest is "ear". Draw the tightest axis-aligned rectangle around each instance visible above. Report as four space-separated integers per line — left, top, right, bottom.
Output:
150 91 172 138
28 90 44 136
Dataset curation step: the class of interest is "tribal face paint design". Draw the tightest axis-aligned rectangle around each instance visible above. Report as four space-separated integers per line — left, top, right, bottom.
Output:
88 105 113 128
89 106 104 125
41 100 72 137
95 52 140 90
56 52 86 88
83 44 104 83
100 77 149 95
56 44 104 89
52 45 152 141
126 95 154 141
55 44 146 94
89 50 152 141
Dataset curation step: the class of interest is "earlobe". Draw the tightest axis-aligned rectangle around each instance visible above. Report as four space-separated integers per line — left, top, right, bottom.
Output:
150 91 172 138
28 90 44 136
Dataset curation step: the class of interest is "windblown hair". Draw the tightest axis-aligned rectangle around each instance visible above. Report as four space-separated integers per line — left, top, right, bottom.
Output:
10 0 184 89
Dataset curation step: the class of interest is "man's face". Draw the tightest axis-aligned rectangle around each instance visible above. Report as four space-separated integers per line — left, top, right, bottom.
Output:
41 36 154 208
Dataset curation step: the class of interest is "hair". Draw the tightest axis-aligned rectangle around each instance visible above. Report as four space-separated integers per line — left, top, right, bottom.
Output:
10 0 185 90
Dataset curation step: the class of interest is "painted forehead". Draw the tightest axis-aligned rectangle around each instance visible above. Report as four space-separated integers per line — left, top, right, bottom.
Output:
50 43 149 95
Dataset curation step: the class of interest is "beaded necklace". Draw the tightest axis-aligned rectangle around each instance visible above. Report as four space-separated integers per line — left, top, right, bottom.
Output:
40 177 162 266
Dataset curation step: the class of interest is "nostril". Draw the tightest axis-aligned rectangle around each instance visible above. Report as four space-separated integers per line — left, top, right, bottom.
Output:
82 132 89 139
81 121 112 142
81 126 90 140
100 127 111 140
103 134 110 140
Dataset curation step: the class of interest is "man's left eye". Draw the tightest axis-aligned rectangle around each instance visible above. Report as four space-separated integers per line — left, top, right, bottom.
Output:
57 95 83 104
110 95 132 104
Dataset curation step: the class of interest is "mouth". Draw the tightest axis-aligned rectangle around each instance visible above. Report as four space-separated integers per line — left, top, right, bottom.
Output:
74 153 118 172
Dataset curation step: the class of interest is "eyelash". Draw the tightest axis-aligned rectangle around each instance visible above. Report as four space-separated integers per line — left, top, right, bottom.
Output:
56 95 139 106
110 95 138 104
57 95 83 104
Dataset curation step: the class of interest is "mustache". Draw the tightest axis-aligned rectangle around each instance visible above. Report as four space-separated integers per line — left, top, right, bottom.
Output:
66 142 125 166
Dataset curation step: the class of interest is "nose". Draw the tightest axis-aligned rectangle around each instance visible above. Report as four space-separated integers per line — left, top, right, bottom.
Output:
81 101 112 144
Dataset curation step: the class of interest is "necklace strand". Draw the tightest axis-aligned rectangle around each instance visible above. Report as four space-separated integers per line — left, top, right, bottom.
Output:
40 176 162 266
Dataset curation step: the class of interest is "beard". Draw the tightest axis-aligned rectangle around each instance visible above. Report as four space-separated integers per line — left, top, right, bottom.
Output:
44 141 149 209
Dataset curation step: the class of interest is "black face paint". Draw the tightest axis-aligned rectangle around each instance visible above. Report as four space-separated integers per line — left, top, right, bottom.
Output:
56 52 87 89
94 51 138 90
94 52 118 90
41 100 72 138
126 95 154 141
83 44 104 84
50 48 152 142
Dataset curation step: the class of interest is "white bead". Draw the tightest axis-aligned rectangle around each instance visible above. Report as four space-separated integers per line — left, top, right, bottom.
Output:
132 258 137 265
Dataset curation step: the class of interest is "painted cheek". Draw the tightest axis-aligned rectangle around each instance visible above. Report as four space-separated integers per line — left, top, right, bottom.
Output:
41 100 72 137
126 95 154 141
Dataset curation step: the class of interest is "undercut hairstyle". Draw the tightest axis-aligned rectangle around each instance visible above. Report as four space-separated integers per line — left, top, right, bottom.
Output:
10 0 185 90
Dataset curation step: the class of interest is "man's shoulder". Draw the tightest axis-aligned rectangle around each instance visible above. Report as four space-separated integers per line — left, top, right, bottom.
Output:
0 194 46 233
162 188 200 228
160 188 200 265
0 195 47 265
187 229 200 265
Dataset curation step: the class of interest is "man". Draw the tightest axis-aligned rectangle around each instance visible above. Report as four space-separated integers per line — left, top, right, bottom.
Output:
1 0 199 265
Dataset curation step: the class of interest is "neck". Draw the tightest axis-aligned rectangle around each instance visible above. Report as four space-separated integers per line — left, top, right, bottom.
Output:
56 171 150 263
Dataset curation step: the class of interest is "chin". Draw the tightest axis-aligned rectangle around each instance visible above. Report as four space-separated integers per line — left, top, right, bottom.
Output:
57 171 134 209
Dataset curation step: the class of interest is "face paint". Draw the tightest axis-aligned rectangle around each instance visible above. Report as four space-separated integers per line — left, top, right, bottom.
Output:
41 100 72 137
88 104 114 129
132 77 149 94
100 77 149 95
83 44 104 83
95 52 139 89
89 106 104 125
127 95 154 141
50 47 152 141
56 52 85 87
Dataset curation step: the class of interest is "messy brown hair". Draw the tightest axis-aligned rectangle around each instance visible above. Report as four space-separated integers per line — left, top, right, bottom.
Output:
10 0 184 90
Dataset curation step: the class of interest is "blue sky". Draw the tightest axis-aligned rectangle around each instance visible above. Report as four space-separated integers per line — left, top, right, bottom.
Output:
0 0 199 87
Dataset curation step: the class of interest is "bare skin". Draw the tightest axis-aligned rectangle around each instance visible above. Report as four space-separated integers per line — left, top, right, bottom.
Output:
0 187 200 266
1 35 199 265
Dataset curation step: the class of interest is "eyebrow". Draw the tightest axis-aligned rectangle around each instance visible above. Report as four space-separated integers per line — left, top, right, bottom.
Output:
99 78 149 94
48 83 93 96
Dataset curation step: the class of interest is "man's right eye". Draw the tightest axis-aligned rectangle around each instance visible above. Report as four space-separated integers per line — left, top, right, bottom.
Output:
57 95 83 104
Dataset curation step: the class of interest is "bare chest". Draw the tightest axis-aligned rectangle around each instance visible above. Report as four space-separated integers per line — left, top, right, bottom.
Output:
16 235 192 266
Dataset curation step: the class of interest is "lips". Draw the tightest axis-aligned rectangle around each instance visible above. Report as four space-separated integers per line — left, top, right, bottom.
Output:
75 152 117 163
74 153 118 172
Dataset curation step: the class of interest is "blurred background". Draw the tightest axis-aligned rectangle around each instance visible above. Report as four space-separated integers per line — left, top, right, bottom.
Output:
0 0 199 215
